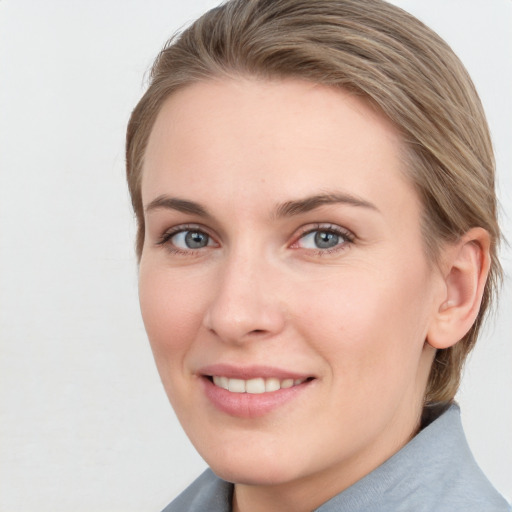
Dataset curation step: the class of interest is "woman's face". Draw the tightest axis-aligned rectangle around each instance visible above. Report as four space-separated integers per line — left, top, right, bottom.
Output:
139 78 442 494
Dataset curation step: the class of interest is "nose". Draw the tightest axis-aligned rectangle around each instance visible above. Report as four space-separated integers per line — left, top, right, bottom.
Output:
202 249 286 344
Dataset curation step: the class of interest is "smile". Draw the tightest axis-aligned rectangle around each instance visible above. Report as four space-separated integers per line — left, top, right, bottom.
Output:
210 376 307 394
199 365 316 418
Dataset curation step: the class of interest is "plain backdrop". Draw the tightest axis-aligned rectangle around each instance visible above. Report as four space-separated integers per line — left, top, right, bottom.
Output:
0 1 511 511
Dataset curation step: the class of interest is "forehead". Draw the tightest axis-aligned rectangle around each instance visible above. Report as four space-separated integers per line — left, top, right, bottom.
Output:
142 78 418 219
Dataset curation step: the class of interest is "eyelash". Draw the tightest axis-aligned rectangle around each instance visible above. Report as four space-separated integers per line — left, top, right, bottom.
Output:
290 224 355 255
156 223 355 256
156 224 217 256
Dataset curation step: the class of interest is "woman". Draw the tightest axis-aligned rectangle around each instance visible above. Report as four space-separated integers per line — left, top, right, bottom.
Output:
126 0 510 510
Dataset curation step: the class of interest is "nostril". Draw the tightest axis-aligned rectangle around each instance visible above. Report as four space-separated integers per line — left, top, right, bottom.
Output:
203 299 286 343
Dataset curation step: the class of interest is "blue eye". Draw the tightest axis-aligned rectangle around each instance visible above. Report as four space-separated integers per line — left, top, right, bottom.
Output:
313 231 339 249
157 225 216 252
297 226 352 251
171 230 212 249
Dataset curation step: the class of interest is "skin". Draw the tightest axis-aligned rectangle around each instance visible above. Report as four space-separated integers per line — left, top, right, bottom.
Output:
138 78 476 512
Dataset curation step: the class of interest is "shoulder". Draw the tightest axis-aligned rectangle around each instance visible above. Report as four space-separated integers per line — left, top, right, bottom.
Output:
317 404 510 512
417 404 510 512
160 469 233 512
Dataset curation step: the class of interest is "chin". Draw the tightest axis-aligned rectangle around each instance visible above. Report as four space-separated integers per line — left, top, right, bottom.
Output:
204 449 304 486
212 464 297 487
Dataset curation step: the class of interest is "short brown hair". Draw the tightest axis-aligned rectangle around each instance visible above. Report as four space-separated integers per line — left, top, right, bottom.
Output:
126 0 502 403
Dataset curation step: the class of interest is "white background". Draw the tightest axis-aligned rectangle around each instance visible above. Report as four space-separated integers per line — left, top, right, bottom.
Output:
0 1 510 510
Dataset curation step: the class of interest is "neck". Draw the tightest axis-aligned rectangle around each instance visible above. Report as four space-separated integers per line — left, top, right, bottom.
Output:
232 409 422 512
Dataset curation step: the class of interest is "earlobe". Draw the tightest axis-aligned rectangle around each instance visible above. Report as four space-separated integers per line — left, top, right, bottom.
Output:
427 228 491 350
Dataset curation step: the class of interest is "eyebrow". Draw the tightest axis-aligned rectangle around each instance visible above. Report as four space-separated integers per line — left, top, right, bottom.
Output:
144 195 211 217
273 192 379 218
144 191 379 219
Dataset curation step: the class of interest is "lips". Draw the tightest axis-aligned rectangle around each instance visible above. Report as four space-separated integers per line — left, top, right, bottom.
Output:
199 364 315 418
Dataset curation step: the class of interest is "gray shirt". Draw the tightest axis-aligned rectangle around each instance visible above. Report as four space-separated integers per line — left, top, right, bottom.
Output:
163 404 510 511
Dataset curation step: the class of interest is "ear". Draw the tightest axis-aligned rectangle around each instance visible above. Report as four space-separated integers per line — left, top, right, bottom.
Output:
427 227 491 350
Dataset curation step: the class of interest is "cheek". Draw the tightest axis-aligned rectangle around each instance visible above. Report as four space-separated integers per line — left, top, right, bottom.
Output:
138 263 203 361
294 260 433 384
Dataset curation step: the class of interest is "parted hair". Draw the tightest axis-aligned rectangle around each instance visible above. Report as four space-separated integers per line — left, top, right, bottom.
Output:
126 0 502 403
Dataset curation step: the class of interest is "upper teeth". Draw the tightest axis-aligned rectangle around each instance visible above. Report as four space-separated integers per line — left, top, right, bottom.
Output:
212 376 306 394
